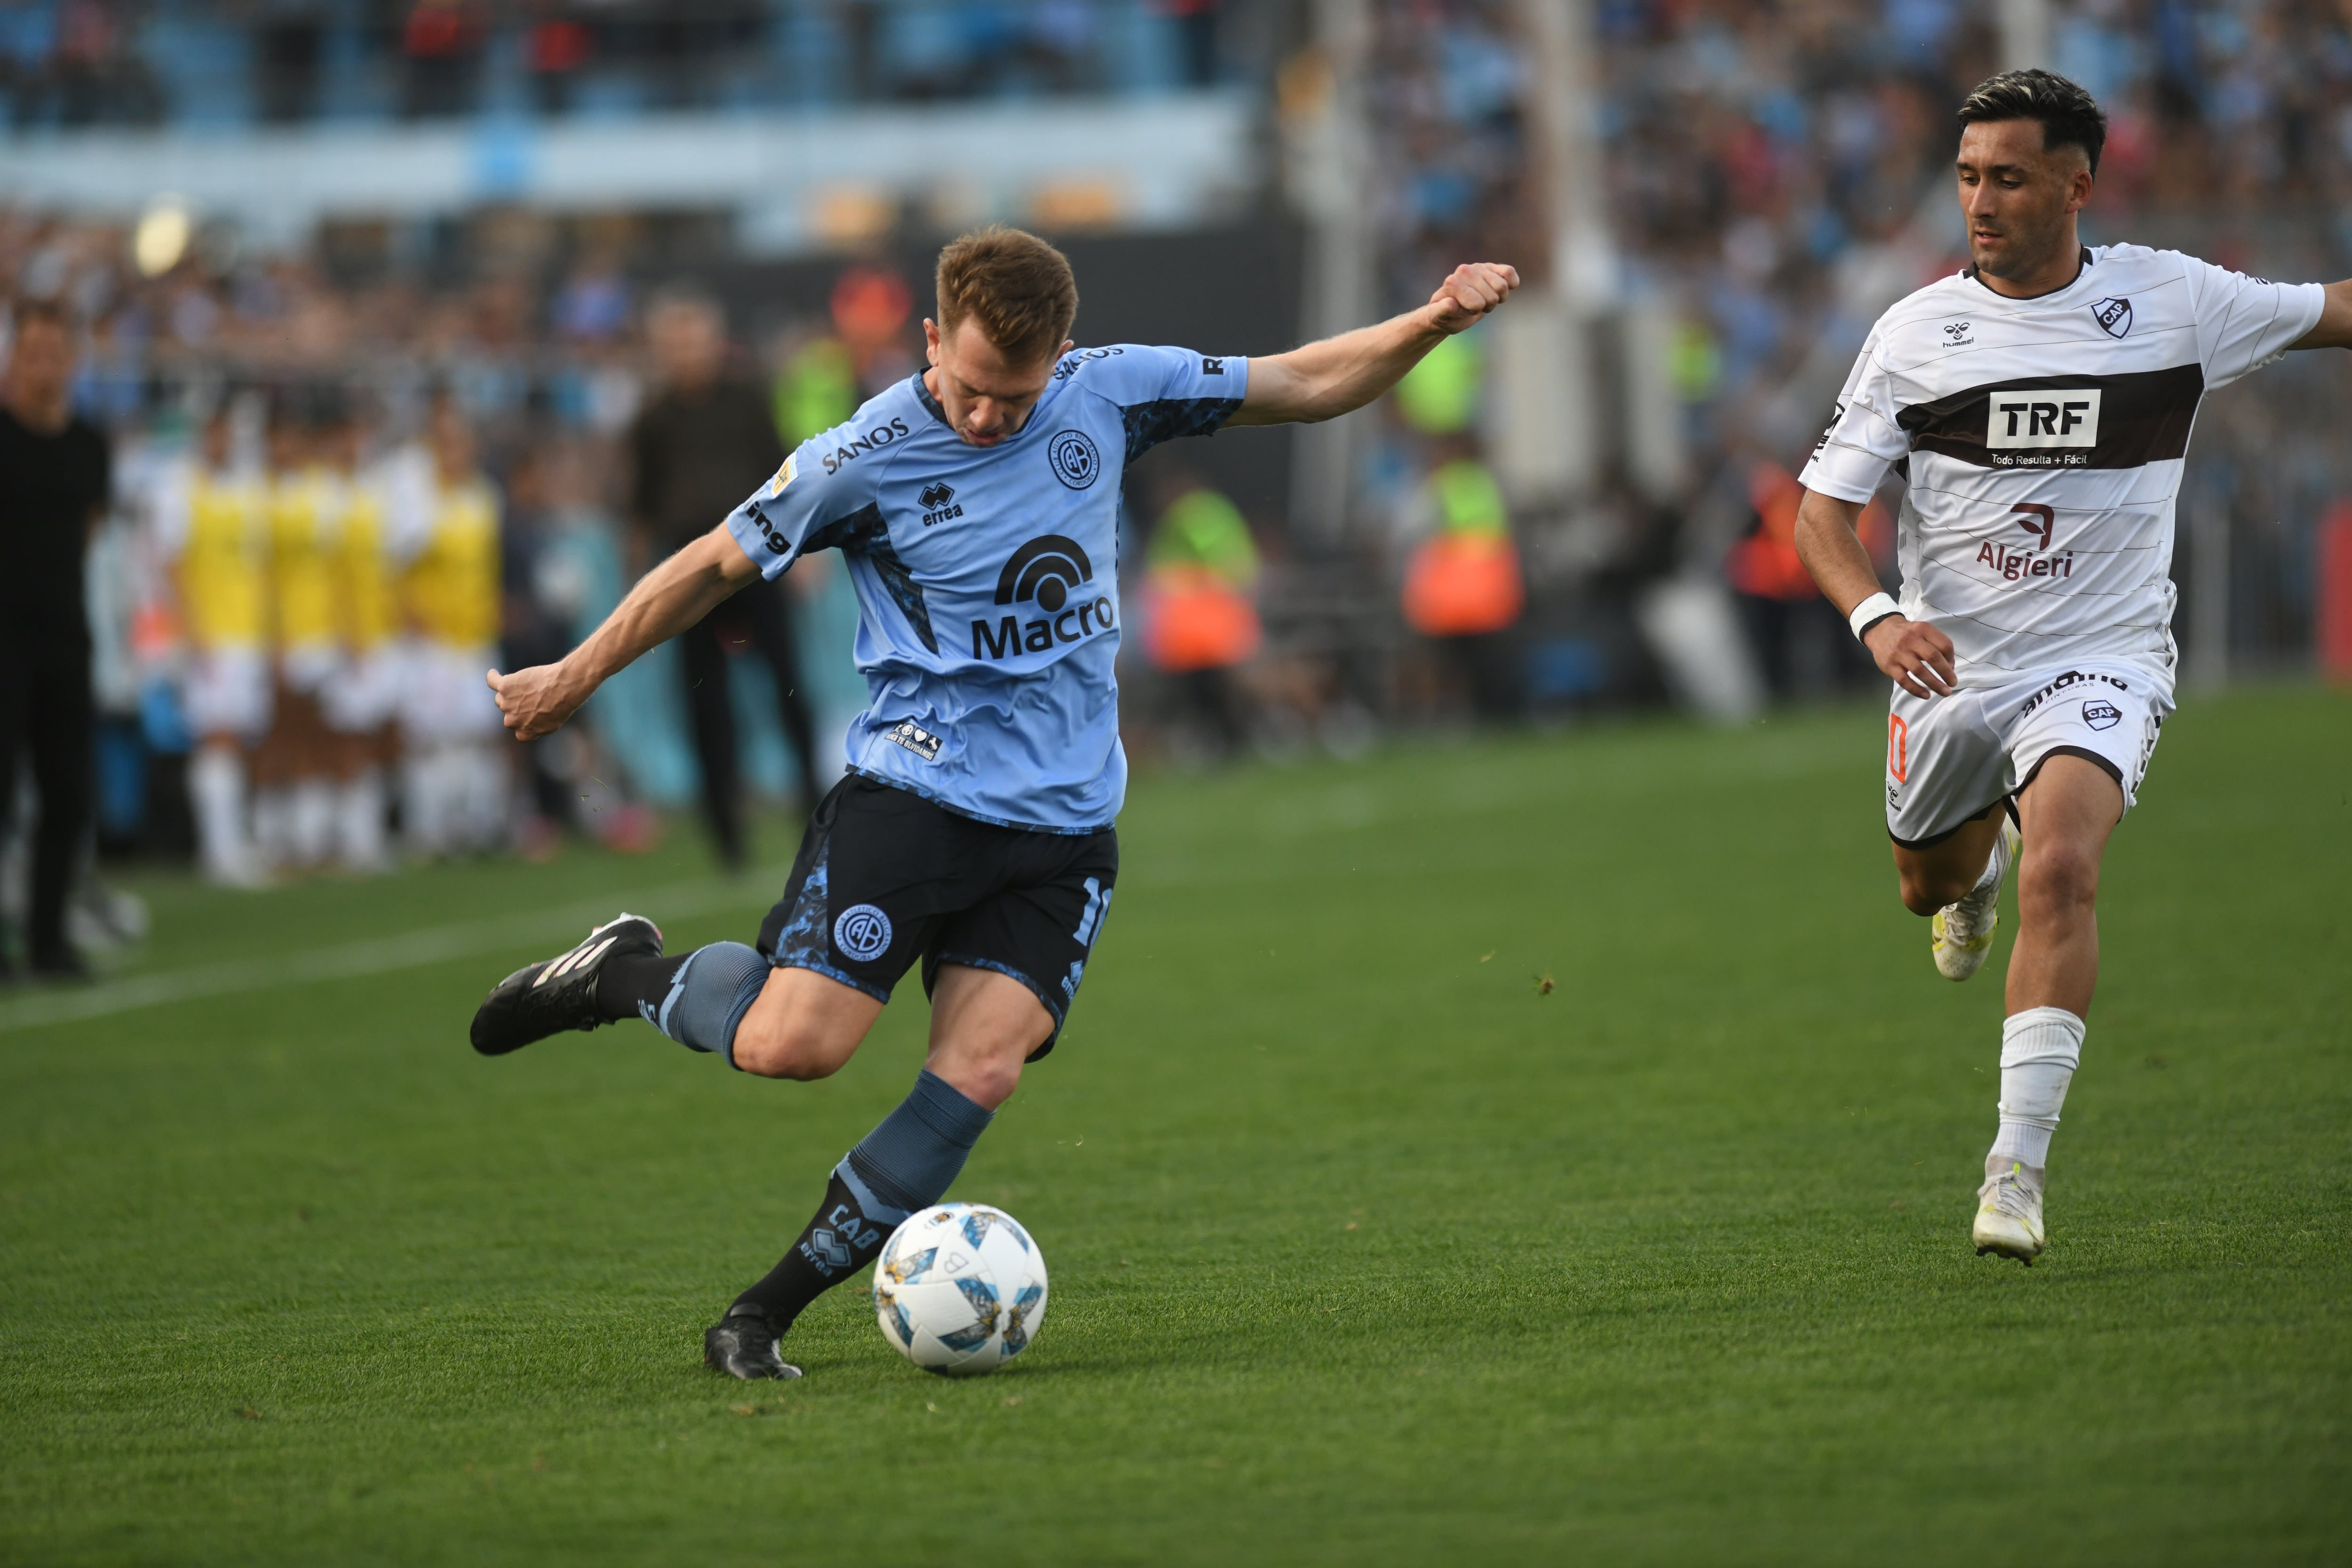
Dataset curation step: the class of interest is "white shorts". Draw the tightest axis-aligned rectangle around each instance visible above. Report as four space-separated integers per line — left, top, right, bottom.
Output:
1885 662 2170 847
398 641 507 746
321 647 403 734
280 640 345 695
183 646 272 742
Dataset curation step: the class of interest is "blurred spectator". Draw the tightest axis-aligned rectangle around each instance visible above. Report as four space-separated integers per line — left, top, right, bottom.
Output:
150 398 271 885
401 0 488 120
1138 471 1262 757
0 299 109 977
251 391 344 870
318 396 401 873
628 287 823 869
396 392 509 854
1401 445 1525 721
1726 458 1885 700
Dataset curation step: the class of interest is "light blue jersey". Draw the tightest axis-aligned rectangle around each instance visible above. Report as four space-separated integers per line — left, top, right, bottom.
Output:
723 344 1248 831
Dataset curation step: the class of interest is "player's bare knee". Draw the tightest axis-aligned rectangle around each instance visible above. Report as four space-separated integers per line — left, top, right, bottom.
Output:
2018 844 2099 919
730 1012 848 1081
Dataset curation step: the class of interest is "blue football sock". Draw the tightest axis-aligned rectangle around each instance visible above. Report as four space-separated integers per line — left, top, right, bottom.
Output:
635 941 769 1064
732 1070 994 1328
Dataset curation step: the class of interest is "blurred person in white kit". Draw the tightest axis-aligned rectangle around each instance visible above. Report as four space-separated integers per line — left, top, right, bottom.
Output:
389 392 509 855
149 397 271 885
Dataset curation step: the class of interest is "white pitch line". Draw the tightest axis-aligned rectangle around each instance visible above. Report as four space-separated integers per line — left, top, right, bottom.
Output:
0 870 782 1035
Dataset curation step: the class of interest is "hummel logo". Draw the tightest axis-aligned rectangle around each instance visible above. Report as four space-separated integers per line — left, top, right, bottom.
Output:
918 480 963 527
1942 321 1975 346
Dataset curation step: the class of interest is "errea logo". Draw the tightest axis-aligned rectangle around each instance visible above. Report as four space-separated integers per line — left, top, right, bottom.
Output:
1988 390 2101 451
918 481 963 527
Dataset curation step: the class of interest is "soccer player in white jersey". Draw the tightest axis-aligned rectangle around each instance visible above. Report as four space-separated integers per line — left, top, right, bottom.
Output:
1796 71 2352 1265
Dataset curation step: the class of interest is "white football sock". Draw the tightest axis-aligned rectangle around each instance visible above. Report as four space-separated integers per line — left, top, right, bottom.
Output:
251 787 294 869
401 749 448 857
337 768 389 872
1989 1006 2085 1171
189 747 252 882
292 779 338 867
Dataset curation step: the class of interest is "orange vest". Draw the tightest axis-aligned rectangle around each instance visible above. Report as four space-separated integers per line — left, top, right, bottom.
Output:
1140 565 1261 672
1404 533 1523 637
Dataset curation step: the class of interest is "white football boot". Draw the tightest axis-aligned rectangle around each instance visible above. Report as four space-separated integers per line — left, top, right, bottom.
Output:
1972 1159 2046 1265
1931 816 2021 981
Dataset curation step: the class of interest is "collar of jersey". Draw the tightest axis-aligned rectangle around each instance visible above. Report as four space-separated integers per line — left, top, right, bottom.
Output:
1963 245 2095 305
911 367 1077 447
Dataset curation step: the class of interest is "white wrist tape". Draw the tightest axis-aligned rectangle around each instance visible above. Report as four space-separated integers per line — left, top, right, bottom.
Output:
1848 592 1901 641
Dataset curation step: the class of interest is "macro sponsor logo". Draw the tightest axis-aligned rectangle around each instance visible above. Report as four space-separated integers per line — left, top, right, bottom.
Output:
918 480 963 527
1987 389 2101 452
818 415 913 475
971 534 1113 659
2090 296 2133 338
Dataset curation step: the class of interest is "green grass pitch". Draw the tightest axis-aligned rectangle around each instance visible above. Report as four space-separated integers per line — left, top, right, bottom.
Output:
4 686 2347 1565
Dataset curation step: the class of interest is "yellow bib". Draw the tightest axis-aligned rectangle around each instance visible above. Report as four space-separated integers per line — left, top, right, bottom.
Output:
269 470 341 649
335 482 399 652
402 480 501 647
180 469 269 648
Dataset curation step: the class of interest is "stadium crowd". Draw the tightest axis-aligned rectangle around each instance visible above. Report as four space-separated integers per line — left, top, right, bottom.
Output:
5 0 2352 954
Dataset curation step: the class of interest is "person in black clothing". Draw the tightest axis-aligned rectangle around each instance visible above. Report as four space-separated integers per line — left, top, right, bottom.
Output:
628 287 824 870
0 301 111 979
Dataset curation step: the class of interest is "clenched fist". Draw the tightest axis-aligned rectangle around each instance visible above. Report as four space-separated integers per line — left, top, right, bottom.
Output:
1425 263 1521 334
487 663 586 742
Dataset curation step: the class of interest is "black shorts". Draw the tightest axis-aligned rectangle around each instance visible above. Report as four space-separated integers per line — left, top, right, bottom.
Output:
757 774 1119 1059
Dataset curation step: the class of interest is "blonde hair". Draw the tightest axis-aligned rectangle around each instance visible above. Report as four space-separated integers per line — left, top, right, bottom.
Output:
934 226 1079 366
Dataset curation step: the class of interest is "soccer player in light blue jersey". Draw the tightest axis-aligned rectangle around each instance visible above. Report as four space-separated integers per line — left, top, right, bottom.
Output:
469 227 1519 1377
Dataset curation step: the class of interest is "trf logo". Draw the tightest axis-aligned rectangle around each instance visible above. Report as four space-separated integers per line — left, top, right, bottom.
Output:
972 535 1115 659
918 480 962 526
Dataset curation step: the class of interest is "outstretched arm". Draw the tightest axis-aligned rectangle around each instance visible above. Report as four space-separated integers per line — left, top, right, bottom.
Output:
1793 486 1956 700
1228 263 1520 426
488 522 761 740
2288 279 2352 350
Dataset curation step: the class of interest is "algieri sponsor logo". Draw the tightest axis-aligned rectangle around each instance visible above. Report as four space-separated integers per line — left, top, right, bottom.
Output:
1977 541 2075 581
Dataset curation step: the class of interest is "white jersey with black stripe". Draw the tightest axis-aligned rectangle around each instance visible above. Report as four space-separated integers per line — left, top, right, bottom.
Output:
1798 243 2324 692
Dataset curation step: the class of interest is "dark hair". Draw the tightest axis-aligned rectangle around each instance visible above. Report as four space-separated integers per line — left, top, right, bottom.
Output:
935 225 1078 366
1958 69 2107 174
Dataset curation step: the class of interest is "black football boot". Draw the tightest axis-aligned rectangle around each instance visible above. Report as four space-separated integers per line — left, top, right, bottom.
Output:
469 914 662 1056
705 1303 802 1380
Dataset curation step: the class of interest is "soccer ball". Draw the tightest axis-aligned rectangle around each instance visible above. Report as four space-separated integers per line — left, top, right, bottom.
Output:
872 1203 1049 1377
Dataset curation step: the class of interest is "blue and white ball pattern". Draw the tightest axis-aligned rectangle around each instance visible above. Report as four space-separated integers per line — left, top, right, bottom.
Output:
872 1203 1048 1377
